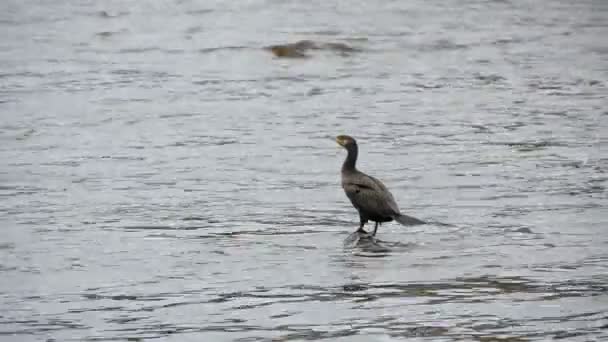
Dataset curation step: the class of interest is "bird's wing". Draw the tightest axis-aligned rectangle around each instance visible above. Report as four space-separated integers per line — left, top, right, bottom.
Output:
365 175 401 215
343 173 401 216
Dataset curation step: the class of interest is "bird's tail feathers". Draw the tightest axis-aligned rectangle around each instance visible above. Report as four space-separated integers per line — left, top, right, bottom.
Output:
394 214 426 226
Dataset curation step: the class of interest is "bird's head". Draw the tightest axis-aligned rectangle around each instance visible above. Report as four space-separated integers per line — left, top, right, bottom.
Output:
336 135 357 148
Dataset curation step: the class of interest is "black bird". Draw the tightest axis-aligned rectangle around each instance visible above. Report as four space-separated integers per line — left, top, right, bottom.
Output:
336 135 425 236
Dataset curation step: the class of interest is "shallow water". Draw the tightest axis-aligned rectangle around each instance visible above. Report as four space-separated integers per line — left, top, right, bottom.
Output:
1 0 607 341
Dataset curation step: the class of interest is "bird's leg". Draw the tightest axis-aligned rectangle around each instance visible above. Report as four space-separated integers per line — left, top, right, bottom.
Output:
372 222 379 236
356 221 367 234
356 215 368 234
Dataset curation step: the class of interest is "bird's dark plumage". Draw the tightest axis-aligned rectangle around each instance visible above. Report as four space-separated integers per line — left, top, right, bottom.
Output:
336 135 425 236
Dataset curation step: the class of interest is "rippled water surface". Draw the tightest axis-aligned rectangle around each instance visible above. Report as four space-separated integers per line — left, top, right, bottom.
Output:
1 0 607 341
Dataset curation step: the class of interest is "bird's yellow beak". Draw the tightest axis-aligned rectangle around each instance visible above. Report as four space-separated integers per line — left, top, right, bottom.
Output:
335 136 344 147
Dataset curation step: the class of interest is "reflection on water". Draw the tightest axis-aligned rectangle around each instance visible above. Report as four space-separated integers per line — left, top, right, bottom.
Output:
1 0 607 341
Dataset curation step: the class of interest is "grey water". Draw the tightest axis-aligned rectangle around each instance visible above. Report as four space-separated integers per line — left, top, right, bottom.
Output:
1 0 607 341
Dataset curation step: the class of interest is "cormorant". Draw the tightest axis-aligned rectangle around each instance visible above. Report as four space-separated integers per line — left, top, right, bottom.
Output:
336 135 425 236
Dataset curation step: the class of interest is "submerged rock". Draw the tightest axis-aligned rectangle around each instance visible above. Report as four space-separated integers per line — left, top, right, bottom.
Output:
266 45 310 58
265 39 360 58
343 230 390 252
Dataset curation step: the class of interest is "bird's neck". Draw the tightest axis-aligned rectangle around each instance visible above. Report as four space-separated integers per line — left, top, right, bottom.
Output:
342 144 358 172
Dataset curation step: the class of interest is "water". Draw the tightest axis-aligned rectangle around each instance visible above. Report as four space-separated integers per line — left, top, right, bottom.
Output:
1 0 607 341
